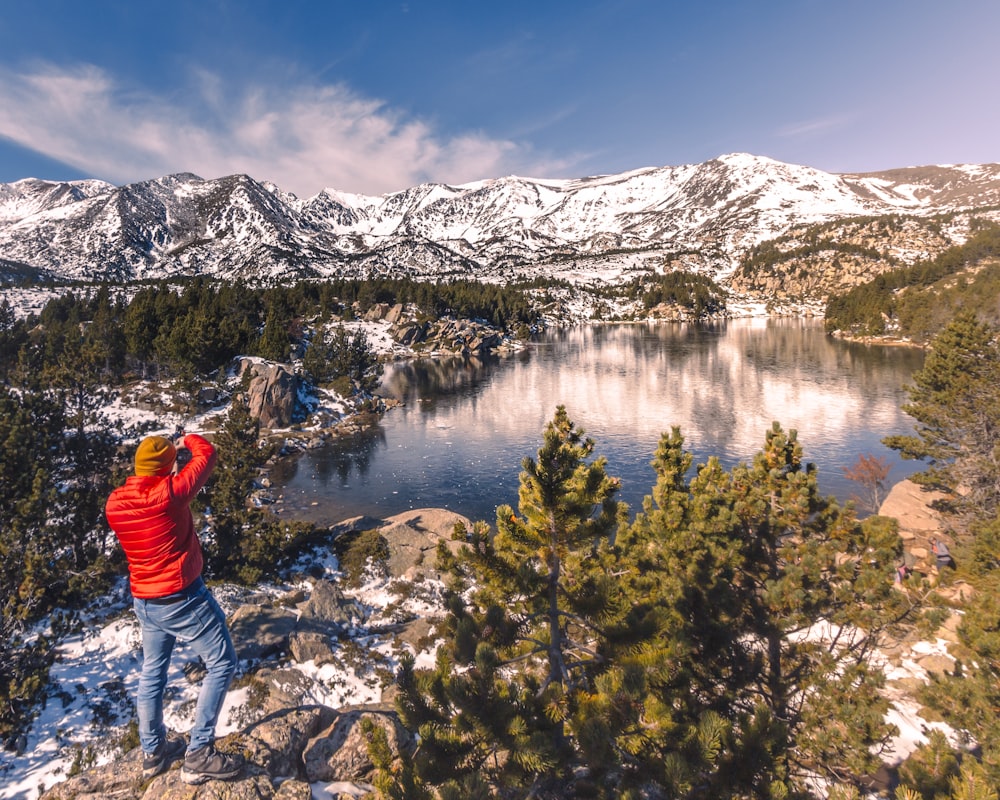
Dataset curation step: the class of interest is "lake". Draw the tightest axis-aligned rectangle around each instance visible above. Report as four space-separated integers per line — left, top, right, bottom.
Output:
270 318 926 525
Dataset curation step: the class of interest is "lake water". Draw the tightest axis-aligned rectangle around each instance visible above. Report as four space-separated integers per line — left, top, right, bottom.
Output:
271 319 926 526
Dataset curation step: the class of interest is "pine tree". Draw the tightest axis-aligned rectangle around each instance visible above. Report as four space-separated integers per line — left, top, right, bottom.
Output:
39 309 121 579
305 324 384 392
257 298 293 362
201 396 313 583
122 285 163 375
0 296 27 381
622 424 905 798
917 573 1000 790
610 428 749 795
303 326 338 384
884 312 1000 514
394 407 629 797
0 387 64 746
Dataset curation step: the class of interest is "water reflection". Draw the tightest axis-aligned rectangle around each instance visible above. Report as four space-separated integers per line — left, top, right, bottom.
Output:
273 319 925 526
273 426 387 488
378 352 504 410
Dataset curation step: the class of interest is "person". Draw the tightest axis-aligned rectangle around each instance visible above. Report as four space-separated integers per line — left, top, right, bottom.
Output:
105 432 242 784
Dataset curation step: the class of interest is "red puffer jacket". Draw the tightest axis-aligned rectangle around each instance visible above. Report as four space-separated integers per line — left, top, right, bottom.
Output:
105 434 217 598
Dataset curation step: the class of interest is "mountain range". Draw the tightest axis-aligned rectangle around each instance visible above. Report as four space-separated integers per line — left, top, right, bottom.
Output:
2 153 1000 291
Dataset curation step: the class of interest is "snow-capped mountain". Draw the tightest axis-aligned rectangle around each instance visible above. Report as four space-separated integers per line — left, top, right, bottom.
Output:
2 153 999 286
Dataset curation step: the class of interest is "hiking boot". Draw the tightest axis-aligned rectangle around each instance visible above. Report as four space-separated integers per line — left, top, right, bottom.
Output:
180 744 243 784
142 732 186 779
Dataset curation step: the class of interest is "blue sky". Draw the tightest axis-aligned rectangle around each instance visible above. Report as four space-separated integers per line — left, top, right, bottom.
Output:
0 0 996 197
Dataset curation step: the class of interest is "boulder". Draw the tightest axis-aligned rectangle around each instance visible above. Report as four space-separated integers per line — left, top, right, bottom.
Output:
242 705 334 782
229 604 299 662
298 579 365 631
374 508 471 580
38 742 274 800
879 480 949 537
384 303 406 324
364 303 390 321
392 322 427 346
303 709 413 783
239 360 300 429
145 766 275 799
393 617 438 651
252 667 326 717
935 582 976 605
273 781 313 800
288 631 337 666
879 479 952 570
38 701 381 798
916 654 956 675
198 386 221 406
325 509 471 581
38 753 143 799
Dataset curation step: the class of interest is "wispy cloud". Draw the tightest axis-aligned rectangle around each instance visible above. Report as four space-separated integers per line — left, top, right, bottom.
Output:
776 114 853 139
0 63 568 196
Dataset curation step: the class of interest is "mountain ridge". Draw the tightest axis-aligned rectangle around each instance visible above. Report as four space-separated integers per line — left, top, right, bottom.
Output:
2 153 1000 290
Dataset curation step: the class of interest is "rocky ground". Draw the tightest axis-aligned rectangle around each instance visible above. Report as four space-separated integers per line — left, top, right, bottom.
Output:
8 509 464 800
875 478 975 680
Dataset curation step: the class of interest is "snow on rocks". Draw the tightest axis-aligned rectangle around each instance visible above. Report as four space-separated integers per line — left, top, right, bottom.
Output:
0 510 460 800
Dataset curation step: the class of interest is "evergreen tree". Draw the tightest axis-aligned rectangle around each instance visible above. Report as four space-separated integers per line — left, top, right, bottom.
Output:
302 326 338 384
621 424 904 798
393 407 628 797
609 428 746 795
340 326 383 393
304 324 383 393
0 387 64 745
201 396 313 583
884 312 1000 515
256 290 296 362
122 285 163 374
39 308 122 579
916 573 1000 792
0 296 27 381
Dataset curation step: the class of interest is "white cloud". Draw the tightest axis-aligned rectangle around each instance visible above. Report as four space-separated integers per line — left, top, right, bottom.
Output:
0 63 567 196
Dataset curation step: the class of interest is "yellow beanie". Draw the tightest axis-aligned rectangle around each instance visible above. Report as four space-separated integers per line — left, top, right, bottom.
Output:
135 436 177 476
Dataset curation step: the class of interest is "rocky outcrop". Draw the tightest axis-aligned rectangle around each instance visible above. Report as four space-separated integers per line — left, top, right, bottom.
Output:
363 302 406 325
878 479 977 601
303 708 412 783
228 604 300 663
224 580 368 669
38 702 406 799
333 507 471 581
238 360 301 429
388 316 502 356
34 507 474 800
218 509 467 668
878 479 950 571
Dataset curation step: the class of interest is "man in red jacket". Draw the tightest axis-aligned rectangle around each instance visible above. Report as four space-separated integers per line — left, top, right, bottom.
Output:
106 432 242 784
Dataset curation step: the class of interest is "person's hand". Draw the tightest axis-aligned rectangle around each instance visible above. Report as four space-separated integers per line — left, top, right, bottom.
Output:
172 426 187 449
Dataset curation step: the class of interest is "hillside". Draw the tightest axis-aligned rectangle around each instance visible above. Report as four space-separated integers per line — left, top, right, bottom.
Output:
727 211 1000 302
823 221 1000 341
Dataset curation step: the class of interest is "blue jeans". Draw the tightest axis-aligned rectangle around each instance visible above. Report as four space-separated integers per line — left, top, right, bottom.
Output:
132 578 238 754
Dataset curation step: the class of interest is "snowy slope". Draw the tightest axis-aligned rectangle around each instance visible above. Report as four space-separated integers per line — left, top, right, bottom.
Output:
0 178 113 224
2 154 1000 285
